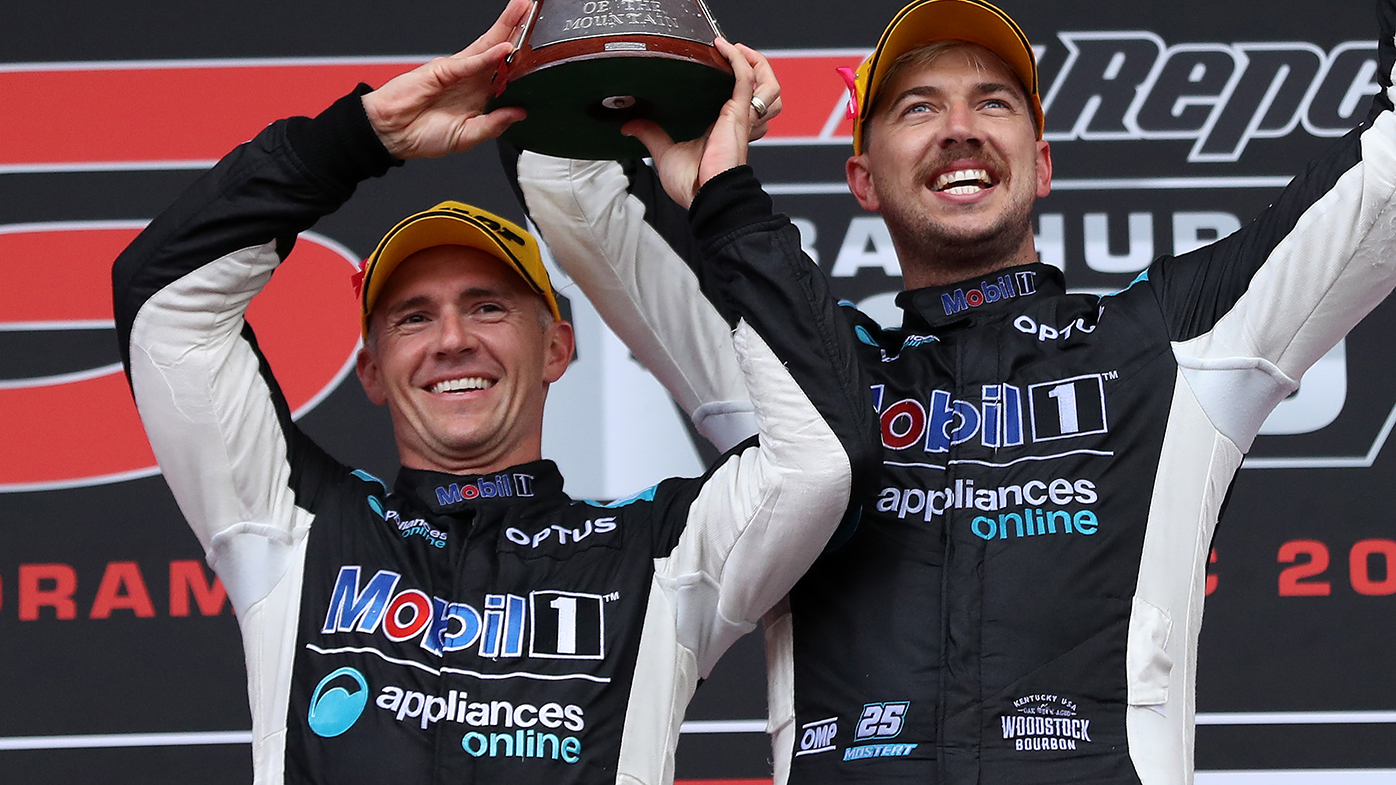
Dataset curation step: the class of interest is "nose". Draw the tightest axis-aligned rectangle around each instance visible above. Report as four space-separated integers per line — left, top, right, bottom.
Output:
435 308 478 356
940 99 981 147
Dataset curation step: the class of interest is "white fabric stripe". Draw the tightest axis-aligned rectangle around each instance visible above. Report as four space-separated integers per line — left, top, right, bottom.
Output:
518 156 753 451
1127 375 1243 784
306 643 612 683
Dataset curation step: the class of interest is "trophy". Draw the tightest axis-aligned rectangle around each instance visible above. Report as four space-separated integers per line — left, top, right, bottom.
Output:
490 0 735 160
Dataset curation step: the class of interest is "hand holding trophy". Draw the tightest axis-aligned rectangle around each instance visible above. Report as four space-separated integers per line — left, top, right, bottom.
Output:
623 38 784 209
490 0 742 160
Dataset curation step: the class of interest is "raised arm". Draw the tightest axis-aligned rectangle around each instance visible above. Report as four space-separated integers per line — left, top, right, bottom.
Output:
526 39 878 661
1140 0 1396 450
511 152 758 452
113 91 396 611
112 2 528 610
605 53 880 780
664 164 880 663
506 38 789 454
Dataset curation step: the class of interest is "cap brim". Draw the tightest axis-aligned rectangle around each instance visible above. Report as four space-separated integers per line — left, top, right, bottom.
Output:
361 208 560 335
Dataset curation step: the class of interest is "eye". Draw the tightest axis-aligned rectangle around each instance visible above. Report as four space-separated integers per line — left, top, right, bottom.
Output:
983 97 1013 111
472 301 510 321
902 100 933 116
396 312 429 326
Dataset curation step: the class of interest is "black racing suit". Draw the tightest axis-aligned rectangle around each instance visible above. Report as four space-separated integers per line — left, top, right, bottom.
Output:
111 88 877 784
511 2 1396 781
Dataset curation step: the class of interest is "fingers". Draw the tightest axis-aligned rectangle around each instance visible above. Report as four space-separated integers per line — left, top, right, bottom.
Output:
715 37 757 114
621 119 677 161
737 43 782 117
460 0 533 58
436 40 514 86
751 96 784 141
455 106 528 152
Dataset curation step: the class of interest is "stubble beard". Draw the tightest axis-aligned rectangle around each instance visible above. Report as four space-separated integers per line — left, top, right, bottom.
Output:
880 157 1039 284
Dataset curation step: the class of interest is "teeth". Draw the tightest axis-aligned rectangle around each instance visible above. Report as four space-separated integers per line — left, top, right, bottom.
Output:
934 168 994 191
431 377 494 394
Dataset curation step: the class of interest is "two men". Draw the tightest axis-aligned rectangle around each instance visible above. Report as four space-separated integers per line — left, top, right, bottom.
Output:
515 0 1396 781
113 1 877 782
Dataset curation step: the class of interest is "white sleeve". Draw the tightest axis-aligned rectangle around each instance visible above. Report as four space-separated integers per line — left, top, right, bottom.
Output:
516 153 758 452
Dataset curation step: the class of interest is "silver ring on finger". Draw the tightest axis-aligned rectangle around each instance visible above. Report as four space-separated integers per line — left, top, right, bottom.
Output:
750 95 769 119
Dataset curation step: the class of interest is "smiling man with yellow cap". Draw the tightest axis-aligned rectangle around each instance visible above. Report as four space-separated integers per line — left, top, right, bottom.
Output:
110 2 880 783
513 0 1396 782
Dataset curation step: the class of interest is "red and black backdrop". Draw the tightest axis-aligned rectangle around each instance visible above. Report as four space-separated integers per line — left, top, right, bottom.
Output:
1 0 1394 782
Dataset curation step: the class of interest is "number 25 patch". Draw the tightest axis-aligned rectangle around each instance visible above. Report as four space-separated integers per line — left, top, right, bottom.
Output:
854 702 909 741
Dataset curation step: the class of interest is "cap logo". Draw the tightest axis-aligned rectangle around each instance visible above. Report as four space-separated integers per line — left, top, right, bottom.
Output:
447 206 528 248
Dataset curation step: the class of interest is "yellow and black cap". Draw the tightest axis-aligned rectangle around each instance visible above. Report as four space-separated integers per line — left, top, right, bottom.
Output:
355 201 560 336
844 0 1043 154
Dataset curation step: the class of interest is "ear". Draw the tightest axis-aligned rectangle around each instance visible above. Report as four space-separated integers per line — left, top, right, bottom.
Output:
1035 139 1053 198
356 346 388 406
846 155 881 212
541 320 575 384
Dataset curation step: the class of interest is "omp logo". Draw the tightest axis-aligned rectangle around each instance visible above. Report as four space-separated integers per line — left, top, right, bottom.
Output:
796 717 838 757
0 222 360 492
0 58 420 494
872 375 1109 454
940 271 1040 316
308 667 370 738
321 566 607 660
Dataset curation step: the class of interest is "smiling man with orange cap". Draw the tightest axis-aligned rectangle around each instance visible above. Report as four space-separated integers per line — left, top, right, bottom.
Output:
110 2 879 783
513 0 1396 781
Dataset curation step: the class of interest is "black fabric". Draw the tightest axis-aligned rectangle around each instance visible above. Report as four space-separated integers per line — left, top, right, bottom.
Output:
284 458 693 785
114 89 879 783
504 9 1396 773
786 281 1177 783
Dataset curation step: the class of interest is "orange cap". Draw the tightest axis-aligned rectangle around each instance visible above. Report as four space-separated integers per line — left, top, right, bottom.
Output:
847 0 1043 154
356 201 560 336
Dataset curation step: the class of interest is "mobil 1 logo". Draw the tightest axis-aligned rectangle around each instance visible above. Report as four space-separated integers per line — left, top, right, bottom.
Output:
1029 374 1109 442
530 591 606 660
